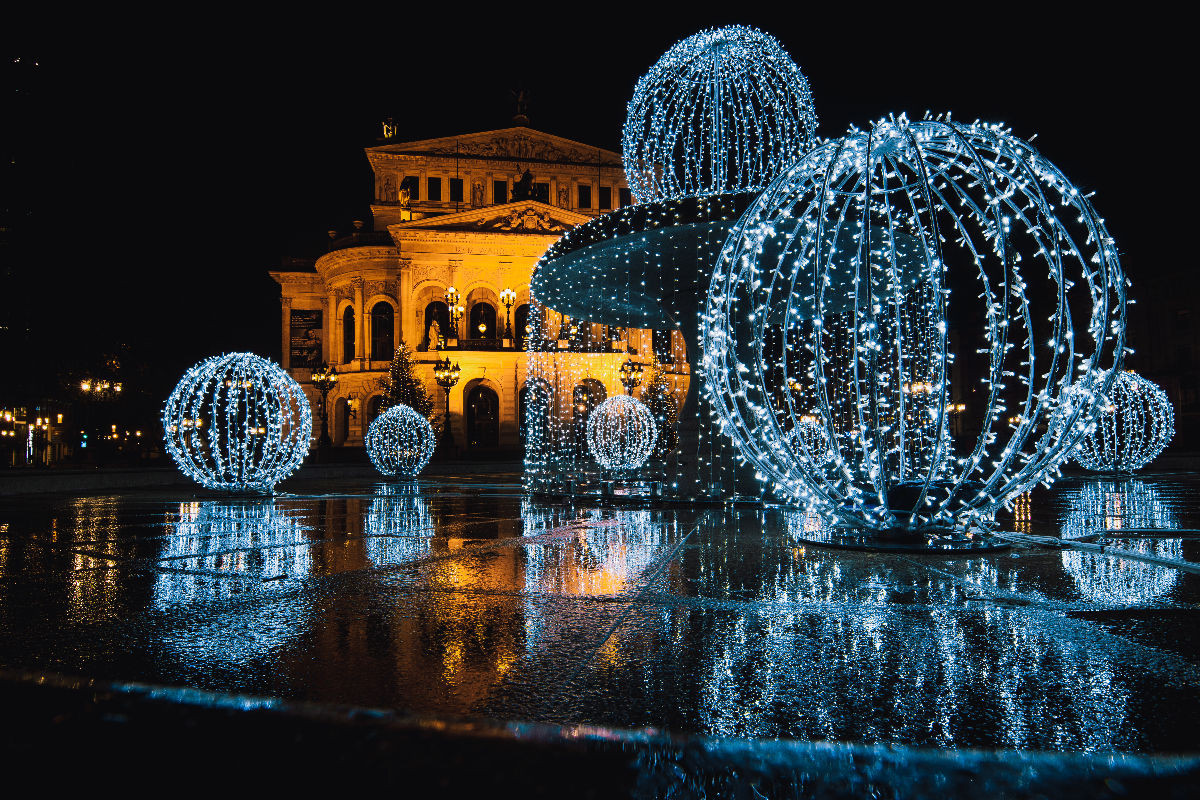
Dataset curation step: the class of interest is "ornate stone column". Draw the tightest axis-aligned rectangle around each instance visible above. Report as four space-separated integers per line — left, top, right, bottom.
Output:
280 296 292 369
326 288 337 365
352 277 366 363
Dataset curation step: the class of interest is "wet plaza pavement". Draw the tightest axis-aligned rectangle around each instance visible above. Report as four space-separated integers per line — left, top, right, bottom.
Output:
1 470 1198 795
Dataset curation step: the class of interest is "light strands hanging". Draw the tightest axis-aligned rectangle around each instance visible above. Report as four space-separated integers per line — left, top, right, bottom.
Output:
623 25 817 203
702 115 1126 532
586 394 658 471
162 353 311 492
366 404 436 478
1075 370 1173 473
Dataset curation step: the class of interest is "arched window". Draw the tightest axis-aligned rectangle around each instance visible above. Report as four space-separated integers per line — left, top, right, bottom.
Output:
470 302 497 339
335 397 350 445
514 304 530 350
466 385 500 448
371 302 394 361
343 306 356 363
424 301 450 347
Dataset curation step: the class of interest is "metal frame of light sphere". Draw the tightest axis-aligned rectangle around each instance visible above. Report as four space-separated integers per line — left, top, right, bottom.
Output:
702 115 1126 532
622 25 818 203
163 353 311 492
366 404 436 478
586 395 658 471
1075 370 1173 473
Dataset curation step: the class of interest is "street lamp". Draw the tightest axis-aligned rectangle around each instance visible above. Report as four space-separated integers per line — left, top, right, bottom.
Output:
619 358 644 395
444 287 464 341
433 357 461 449
499 287 516 341
311 363 338 449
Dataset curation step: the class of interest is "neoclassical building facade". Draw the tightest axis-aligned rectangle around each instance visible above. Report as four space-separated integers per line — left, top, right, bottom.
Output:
270 125 646 452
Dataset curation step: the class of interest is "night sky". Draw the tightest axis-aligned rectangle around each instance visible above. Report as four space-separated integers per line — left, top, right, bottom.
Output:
4 12 1183 406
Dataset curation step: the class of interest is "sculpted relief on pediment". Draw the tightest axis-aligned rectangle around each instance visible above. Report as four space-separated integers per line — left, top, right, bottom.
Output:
428 132 619 165
476 206 571 233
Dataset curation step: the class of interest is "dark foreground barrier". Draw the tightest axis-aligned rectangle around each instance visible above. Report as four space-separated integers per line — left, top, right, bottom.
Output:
2 670 1195 798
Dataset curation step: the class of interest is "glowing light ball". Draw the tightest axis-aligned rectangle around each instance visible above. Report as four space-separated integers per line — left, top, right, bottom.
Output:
366 404 435 478
623 25 818 203
1075 370 1173 472
163 353 311 492
702 116 1126 531
586 395 658 470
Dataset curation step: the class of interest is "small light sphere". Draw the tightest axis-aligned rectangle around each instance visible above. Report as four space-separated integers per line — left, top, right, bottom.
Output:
1075 371 1174 472
586 395 658 471
366 404 436 478
623 25 818 203
702 115 1126 531
162 353 311 492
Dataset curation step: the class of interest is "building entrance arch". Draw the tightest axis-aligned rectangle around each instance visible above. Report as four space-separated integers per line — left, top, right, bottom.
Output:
466 384 500 448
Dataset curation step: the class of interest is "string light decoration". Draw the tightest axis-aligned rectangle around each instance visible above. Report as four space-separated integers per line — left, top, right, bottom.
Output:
162 353 311 492
1075 370 1173 472
586 395 658 471
366 404 436 478
702 115 1126 532
623 25 817 203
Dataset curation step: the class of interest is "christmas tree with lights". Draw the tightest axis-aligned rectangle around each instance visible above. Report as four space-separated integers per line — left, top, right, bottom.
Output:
641 360 678 459
380 342 435 421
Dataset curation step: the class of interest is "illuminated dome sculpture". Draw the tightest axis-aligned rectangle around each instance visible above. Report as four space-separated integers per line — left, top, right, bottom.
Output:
623 26 817 202
163 353 311 492
527 26 817 500
1075 370 1173 473
586 395 658 471
366 404 436 478
702 116 1126 532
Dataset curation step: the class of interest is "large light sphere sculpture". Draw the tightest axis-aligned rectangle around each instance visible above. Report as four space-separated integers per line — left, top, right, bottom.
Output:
163 353 311 492
366 404 435 478
586 395 658 471
622 25 818 203
702 115 1126 532
1075 370 1173 472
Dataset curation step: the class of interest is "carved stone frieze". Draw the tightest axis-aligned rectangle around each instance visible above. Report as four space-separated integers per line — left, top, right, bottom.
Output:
479 206 570 232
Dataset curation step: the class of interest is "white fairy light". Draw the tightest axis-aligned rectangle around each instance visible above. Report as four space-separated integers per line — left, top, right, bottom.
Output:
1075 370 1173 473
162 353 311 492
586 394 658 471
623 25 817 203
366 403 436 478
702 115 1126 531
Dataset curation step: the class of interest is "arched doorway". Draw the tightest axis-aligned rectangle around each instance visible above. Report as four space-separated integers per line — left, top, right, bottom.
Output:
366 395 384 429
335 397 350 445
572 379 607 457
466 385 500 448
342 306 356 363
514 304 530 350
470 302 497 339
371 302 394 360
424 301 450 349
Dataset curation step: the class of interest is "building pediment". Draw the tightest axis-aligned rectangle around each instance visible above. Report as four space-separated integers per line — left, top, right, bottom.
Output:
368 126 621 167
388 201 590 237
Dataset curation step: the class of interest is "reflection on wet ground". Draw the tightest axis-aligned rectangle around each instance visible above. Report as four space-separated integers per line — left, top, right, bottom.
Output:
1 471 1198 756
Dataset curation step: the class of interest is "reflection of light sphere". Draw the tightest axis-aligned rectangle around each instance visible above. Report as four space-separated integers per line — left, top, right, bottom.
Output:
623 25 817 203
162 353 311 492
1062 540 1182 605
1060 478 1178 541
1075 371 1173 472
366 404 435 477
586 395 658 470
703 117 1125 531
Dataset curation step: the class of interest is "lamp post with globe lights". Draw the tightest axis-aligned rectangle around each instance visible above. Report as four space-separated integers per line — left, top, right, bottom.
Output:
433 357 461 450
444 287 464 344
500 288 516 343
619 359 644 396
311 363 338 451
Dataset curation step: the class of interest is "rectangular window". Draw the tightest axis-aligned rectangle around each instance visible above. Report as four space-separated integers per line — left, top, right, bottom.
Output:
449 178 463 203
402 175 420 202
493 180 508 204
534 182 550 204
619 187 632 207
599 186 612 210
428 177 442 201
578 185 592 209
